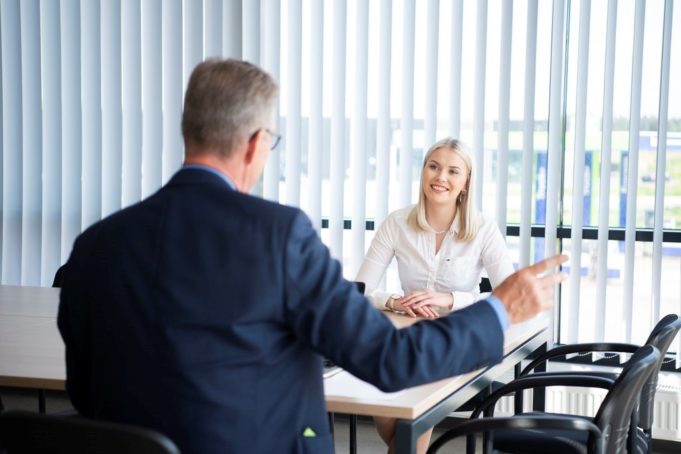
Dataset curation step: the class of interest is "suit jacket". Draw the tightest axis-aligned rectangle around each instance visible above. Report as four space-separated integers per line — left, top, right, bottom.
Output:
58 168 504 454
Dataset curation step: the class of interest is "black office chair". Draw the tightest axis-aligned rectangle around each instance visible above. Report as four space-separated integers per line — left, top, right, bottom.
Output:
0 410 180 454
479 277 492 293
427 345 660 454
52 264 66 288
515 314 681 453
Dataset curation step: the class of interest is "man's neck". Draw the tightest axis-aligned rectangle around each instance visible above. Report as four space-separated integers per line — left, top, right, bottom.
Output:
183 152 244 191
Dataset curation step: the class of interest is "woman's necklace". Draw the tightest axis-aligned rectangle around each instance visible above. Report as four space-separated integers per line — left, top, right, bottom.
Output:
428 221 452 234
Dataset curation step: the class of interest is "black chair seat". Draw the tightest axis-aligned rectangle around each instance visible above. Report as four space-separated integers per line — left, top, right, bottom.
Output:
494 428 588 454
493 413 590 454
0 410 180 454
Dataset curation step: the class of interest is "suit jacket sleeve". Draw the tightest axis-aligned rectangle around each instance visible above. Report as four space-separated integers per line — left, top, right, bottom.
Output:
283 212 505 392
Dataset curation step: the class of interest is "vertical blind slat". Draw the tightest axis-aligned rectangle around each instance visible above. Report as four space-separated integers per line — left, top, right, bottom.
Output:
399 0 415 208
373 0 393 292
204 0 222 58
242 0 260 64
424 0 439 147
545 0 567 342
595 0 617 342
567 0 591 344
223 0 242 59
141 0 163 198
286 0 302 207
20 0 42 286
375 0 392 226
520 0 538 268
496 0 513 234
40 0 63 284
350 0 369 276
544 0 566 260
449 0 463 139
101 0 123 218
262 0 280 201
161 0 183 183
472 0 488 211
330 0 347 259
624 0 646 343
81 0 102 229
307 0 323 232
0 0 22 284
183 0 204 94
121 0 142 208
652 0 673 332
60 0 82 263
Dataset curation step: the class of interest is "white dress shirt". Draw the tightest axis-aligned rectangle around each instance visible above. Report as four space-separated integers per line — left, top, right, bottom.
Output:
356 206 514 311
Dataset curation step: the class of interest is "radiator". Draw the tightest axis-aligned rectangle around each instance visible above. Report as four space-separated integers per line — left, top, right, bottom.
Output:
490 378 681 441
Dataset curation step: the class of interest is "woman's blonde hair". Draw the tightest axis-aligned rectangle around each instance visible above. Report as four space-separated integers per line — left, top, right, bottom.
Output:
409 138 479 241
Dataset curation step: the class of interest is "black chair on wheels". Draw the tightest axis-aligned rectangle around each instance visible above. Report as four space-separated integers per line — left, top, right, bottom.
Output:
513 314 681 454
427 345 661 454
0 410 180 454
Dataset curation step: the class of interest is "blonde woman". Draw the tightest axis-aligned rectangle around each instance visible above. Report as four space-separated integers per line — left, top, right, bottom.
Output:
355 138 514 453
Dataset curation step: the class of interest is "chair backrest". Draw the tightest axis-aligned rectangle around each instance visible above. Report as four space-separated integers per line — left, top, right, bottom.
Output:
639 314 681 430
479 277 492 293
52 264 66 288
0 410 181 454
593 345 660 454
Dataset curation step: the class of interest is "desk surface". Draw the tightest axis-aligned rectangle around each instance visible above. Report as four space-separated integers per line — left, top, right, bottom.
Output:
0 285 549 418
0 286 65 389
324 311 548 419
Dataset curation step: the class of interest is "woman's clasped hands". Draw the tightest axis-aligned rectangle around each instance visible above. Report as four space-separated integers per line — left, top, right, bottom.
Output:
393 290 454 319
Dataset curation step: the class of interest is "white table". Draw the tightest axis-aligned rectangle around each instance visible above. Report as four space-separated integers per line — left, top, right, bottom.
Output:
0 285 550 453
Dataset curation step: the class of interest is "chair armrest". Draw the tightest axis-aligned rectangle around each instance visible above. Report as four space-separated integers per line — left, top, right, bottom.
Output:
521 342 638 376
521 371 616 385
427 414 603 454
471 374 615 418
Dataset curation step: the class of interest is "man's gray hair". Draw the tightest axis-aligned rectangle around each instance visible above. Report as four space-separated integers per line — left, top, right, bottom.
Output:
182 58 279 156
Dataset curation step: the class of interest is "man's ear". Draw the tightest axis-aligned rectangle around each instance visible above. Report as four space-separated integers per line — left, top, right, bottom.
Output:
244 129 263 165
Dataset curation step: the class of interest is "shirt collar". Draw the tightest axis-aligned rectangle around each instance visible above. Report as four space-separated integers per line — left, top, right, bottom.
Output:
181 164 236 190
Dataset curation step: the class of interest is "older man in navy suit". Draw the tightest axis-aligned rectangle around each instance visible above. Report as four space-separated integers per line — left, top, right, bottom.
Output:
58 59 567 454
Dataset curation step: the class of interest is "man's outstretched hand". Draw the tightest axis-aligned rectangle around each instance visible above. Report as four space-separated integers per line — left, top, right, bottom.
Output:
492 254 569 324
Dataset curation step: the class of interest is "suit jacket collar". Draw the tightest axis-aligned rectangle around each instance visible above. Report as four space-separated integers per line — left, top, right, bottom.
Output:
166 167 237 191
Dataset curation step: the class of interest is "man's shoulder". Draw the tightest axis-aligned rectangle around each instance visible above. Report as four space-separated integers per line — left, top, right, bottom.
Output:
230 191 306 226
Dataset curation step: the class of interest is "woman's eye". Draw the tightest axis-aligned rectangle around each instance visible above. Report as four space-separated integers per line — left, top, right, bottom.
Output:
429 164 437 170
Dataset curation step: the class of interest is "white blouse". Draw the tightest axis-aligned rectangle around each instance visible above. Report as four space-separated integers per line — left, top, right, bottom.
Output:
356 206 514 311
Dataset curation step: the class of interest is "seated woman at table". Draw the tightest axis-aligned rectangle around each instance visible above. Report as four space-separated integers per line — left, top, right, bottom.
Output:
355 137 514 453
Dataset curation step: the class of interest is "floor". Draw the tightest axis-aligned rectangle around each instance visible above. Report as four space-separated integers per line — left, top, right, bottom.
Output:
1 387 679 453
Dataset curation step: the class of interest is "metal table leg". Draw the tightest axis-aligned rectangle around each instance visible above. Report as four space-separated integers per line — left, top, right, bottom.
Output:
350 414 357 454
38 389 46 414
